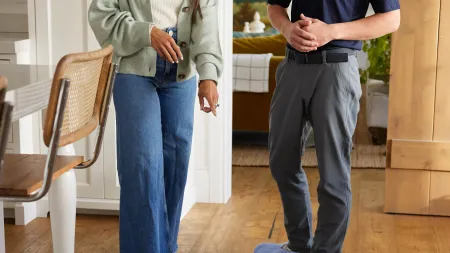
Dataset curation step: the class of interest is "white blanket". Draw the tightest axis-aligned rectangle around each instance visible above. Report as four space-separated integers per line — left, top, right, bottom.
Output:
233 53 273 93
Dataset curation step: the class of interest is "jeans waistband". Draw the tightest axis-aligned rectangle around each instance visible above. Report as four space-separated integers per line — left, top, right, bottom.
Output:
164 27 177 37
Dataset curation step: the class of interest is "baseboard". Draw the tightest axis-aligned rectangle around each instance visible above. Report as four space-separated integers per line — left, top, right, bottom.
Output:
76 198 120 211
36 192 196 220
181 185 196 220
233 131 268 146
2 202 38 225
12 188 196 222
233 130 316 148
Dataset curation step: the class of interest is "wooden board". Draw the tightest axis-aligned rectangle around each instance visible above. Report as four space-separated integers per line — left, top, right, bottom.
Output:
429 171 450 215
385 169 430 215
0 154 83 197
385 0 444 216
387 0 440 141
434 0 450 141
390 139 450 171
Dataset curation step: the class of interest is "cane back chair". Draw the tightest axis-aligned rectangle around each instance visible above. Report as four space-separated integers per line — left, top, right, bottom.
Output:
0 45 118 202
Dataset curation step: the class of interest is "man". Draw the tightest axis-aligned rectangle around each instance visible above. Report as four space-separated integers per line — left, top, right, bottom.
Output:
255 1 400 253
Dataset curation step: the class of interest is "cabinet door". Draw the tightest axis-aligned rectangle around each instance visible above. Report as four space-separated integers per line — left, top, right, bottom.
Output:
6 121 20 154
103 101 120 199
74 132 106 198
0 54 17 64
39 111 105 199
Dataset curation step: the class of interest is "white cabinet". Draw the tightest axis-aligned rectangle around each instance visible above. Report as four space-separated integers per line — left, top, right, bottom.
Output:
0 54 16 64
103 102 121 200
73 133 106 199
74 104 120 201
6 122 20 154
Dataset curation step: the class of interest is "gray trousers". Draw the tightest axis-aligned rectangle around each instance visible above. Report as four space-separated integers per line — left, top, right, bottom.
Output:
269 49 362 253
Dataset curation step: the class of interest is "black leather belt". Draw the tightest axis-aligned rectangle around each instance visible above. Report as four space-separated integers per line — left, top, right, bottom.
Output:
286 48 356 64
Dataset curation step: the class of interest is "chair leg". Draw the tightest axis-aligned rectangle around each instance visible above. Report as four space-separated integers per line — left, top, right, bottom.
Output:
0 201 5 253
49 145 77 253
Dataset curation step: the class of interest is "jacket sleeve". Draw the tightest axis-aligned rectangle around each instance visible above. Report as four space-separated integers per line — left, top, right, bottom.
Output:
88 0 152 57
190 0 223 83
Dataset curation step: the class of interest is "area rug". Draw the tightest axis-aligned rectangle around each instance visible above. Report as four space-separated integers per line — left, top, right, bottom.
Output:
232 144 386 169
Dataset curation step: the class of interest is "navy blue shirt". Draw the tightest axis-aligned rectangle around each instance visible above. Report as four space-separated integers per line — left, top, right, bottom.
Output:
267 0 400 50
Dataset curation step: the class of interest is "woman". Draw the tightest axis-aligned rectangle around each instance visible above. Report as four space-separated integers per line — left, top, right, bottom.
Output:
88 0 223 252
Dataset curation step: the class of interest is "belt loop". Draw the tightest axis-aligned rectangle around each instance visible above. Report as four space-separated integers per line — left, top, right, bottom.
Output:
322 51 326 64
305 54 309 64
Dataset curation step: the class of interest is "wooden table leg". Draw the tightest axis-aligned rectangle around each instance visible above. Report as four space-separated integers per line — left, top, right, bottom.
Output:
49 145 77 253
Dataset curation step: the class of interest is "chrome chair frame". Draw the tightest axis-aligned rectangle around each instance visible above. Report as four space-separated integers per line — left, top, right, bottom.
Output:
0 102 13 173
0 63 118 202
76 63 119 169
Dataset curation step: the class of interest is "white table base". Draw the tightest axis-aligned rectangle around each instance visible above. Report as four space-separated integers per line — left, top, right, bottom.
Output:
50 144 77 253
0 201 5 253
49 170 76 253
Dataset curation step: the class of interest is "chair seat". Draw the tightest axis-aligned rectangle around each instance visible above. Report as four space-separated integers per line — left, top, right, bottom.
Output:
0 154 83 197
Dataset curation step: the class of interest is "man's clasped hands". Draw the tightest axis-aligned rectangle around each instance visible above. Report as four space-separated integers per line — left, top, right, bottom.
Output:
282 14 336 52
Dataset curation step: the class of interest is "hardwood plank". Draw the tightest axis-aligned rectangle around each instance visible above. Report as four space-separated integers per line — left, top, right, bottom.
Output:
431 216 450 252
5 218 51 253
74 216 119 253
4 167 450 253
390 139 450 171
0 154 83 197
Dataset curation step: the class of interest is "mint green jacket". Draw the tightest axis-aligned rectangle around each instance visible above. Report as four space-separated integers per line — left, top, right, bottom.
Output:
88 0 223 83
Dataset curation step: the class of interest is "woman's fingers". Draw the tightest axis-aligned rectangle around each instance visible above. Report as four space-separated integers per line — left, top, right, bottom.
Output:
198 94 217 116
152 29 184 63
205 95 217 116
171 40 184 61
160 47 174 63
165 40 179 63
198 94 205 110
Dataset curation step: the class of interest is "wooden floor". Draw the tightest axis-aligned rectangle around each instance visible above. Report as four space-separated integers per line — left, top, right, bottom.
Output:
5 167 450 253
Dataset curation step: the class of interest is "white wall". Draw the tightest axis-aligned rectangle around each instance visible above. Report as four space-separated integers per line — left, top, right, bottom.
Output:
0 0 28 33
195 0 233 204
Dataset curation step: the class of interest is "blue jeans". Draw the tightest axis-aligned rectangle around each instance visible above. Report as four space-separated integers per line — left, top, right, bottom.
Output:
113 28 197 253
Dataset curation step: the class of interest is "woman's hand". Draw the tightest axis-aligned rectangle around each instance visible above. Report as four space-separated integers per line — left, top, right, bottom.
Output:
198 80 219 116
151 28 183 63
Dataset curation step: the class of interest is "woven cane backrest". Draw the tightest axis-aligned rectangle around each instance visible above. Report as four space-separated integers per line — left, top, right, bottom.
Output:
43 45 113 147
0 76 6 102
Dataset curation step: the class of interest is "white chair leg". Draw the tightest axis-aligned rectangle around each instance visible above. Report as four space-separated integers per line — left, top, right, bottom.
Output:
49 144 77 253
0 201 5 253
